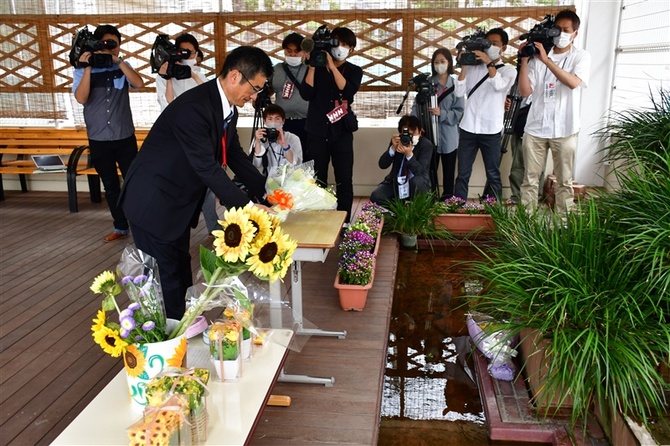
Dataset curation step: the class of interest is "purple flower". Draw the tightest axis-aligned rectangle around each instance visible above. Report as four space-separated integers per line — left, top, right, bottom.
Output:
133 275 148 285
120 316 136 331
121 275 134 284
119 328 130 338
119 309 133 320
338 251 375 285
128 302 140 312
444 196 466 213
142 321 156 331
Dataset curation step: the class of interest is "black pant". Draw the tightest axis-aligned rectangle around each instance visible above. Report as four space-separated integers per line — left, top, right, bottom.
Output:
129 222 192 320
437 151 458 199
89 135 137 231
304 131 354 222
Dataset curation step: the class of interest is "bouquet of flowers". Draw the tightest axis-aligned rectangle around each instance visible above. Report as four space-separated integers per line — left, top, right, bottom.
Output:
127 367 210 445
265 161 337 221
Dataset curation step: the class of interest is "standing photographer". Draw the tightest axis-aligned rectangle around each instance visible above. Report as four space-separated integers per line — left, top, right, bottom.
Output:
518 10 591 214
72 24 144 242
453 28 516 201
250 104 303 176
300 26 363 223
370 115 433 205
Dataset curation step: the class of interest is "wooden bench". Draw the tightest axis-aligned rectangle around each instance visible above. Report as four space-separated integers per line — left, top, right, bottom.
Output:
0 127 147 212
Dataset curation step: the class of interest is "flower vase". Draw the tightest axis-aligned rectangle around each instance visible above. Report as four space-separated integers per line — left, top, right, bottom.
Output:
334 270 374 311
242 337 252 360
211 356 240 381
123 319 187 412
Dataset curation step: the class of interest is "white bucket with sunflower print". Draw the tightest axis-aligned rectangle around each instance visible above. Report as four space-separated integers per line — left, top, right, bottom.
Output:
123 319 188 412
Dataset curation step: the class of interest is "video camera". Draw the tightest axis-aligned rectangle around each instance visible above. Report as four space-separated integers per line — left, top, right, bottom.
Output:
409 73 437 104
519 15 560 58
456 29 491 66
69 26 117 69
301 25 339 68
150 34 191 80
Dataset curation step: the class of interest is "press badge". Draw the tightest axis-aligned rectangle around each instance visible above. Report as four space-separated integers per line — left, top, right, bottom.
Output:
326 99 348 124
397 175 409 199
282 81 294 99
544 81 556 103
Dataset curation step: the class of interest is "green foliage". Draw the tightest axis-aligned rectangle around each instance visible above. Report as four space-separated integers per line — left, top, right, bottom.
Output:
382 192 451 240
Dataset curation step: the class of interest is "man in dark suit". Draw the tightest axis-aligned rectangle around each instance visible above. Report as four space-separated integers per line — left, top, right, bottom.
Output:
119 46 273 319
370 115 433 205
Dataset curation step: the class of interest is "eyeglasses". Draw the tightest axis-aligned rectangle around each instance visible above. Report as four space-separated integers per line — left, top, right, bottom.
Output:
240 71 265 95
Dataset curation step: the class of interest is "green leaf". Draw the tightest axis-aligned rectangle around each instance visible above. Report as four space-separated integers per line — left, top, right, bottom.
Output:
200 246 218 283
101 295 116 312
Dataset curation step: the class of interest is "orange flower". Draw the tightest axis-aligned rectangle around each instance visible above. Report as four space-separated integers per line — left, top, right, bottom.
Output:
267 189 294 210
167 337 187 368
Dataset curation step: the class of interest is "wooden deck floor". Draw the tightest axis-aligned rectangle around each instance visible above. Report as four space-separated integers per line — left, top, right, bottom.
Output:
0 191 397 446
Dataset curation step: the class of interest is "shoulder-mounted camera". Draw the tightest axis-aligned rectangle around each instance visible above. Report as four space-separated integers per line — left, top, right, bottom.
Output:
69 26 117 69
519 15 560 58
456 29 491 66
150 34 191 80
303 25 339 68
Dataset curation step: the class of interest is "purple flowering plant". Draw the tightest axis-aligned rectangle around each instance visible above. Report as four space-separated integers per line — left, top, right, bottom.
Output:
340 230 375 255
336 202 384 285
443 196 467 213
338 251 375 286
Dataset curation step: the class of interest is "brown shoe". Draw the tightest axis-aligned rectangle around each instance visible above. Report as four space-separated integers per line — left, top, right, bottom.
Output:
103 231 128 242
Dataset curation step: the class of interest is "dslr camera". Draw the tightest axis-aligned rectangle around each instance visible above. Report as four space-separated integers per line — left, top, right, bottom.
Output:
150 34 191 80
69 26 118 69
400 128 412 147
456 29 491 66
262 127 279 144
519 15 560 58
306 25 339 68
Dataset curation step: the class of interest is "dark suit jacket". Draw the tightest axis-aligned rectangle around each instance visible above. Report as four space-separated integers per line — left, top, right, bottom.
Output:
378 135 433 187
120 79 266 241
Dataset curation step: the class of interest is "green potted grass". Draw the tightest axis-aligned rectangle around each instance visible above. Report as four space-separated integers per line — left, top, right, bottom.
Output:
382 191 451 249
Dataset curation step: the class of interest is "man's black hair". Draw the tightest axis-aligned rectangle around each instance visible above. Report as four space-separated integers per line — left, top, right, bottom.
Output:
263 104 286 120
485 28 509 46
93 25 121 43
219 46 273 80
398 115 422 133
282 32 304 49
555 9 581 31
332 27 356 48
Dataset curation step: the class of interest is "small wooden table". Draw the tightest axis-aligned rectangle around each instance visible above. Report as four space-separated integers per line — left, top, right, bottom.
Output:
52 329 293 446
270 210 347 386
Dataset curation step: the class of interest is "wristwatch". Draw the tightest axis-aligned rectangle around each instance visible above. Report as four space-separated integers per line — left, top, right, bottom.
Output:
487 61 496 68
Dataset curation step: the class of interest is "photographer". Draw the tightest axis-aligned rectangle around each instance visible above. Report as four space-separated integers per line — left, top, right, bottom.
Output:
411 48 464 200
250 104 303 175
271 32 309 146
370 115 432 205
300 26 363 223
72 24 144 242
453 28 515 202
155 33 206 111
518 10 591 214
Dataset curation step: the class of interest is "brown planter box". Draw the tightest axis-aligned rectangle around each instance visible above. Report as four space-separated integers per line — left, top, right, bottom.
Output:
434 213 495 235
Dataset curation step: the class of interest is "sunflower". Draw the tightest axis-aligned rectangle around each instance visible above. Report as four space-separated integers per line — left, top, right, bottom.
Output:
92 325 128 357
243 204 273 246
123 344 147 378
90 270 116 294
211 207 256 263
246 227 297 281
167 337 187 368
91 309 106 331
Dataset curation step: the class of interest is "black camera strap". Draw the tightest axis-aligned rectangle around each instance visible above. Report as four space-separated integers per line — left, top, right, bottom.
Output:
282 63 304 96
468 63 504 97
436 85 455 105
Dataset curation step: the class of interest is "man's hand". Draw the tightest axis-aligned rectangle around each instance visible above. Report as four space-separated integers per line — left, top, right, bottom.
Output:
158 61 169 76
428 106 440 116
532 42 549 64
473 50 492 66
254 203 276 214
254 128 266 141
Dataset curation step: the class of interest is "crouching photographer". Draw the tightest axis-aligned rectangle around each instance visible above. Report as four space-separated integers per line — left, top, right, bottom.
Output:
250 104 303 176
370 115 433 205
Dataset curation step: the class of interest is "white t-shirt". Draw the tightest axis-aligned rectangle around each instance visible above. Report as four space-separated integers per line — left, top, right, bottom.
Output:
524 46 591 139
156 67 208 111
250 130 303 174
455 62 516 134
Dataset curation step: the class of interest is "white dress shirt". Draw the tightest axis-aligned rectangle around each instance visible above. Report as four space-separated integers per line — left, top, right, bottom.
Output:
156 67 207 111
455 62 516 134
524 46 591 139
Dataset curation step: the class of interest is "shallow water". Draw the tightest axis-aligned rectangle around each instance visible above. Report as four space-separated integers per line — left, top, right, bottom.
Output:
378 245 495 445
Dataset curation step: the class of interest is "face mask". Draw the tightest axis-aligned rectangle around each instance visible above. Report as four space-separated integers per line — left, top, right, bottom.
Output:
485 46 500 61
331 46 349 61
553 32 573 49
265 122 282 129
182 58 196 67
434 63 448 75
285 56 302 67
412 135 420 145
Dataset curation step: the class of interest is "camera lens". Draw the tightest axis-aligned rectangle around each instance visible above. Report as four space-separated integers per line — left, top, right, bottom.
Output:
400 129 412 146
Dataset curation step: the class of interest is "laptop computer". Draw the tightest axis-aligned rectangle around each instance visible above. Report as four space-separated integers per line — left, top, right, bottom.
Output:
32 154 67 172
